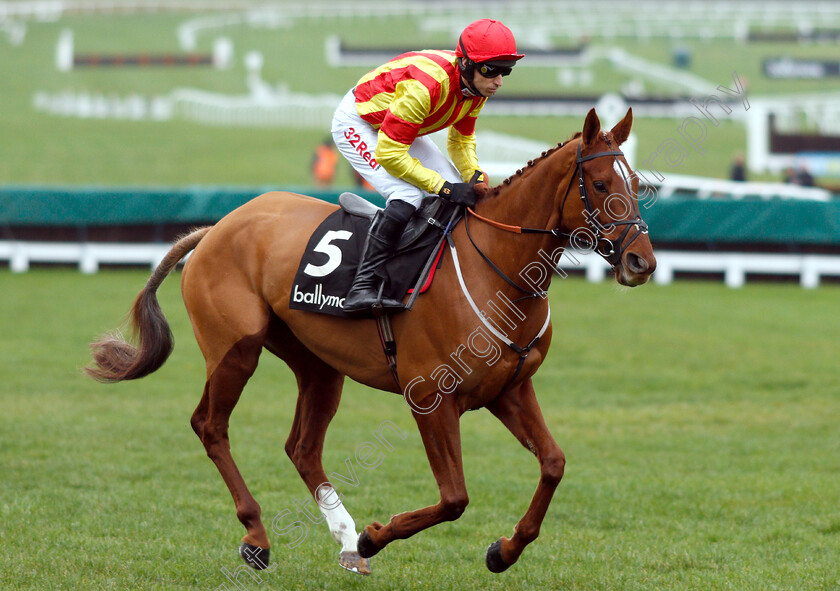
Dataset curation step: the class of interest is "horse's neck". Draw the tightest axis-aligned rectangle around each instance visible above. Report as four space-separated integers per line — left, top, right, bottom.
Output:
480 141 577 230
468 142 578 281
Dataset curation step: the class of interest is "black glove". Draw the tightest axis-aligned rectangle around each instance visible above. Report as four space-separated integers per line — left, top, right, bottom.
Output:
438 181 476 207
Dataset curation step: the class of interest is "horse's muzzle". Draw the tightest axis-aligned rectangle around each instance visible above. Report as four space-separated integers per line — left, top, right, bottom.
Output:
616 250 656 286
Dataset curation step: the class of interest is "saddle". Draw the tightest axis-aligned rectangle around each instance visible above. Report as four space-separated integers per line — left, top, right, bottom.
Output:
288 193 461 318
338 192 457 249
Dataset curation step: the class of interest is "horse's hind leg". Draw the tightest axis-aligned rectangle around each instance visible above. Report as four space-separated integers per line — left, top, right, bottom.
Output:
188 303 272 569
483 377 566 572
267 321 370 575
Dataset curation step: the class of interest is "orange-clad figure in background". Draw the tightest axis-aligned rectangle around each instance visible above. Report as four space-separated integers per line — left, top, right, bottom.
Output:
311 138 339 187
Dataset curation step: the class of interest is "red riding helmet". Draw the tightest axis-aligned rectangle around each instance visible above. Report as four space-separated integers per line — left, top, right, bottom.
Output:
456 19 524 64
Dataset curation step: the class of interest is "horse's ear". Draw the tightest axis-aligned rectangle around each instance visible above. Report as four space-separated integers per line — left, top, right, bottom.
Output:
610 108 633 146
582 108 601 147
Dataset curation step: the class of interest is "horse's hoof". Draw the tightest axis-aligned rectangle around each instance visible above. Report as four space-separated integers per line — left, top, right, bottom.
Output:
357 529 382 559
239 542 270 570
485 539 511 573
339 550 372 575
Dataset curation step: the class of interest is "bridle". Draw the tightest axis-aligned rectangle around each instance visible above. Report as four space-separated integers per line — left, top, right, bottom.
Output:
574 141 649 266
466 140 649 279
445 139 649 388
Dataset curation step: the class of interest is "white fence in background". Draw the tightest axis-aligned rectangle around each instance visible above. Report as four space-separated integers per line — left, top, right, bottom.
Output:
650 172 833 202
2 241 839 289
647 251 840 289
570 250 840 289
6 1 840 39
32 86 342 127
171 87 340 128
0 241 173 274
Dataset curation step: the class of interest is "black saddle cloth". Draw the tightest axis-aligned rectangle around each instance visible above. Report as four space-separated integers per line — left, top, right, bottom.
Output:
289 195 460 317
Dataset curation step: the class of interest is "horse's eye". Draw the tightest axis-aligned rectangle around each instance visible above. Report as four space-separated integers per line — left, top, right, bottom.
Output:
593 181 608 193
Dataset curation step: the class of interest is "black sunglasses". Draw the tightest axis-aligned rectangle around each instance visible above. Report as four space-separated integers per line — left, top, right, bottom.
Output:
477 63 513 78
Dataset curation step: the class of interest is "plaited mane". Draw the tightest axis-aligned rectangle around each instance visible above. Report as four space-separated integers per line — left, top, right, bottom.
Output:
486 132 583 198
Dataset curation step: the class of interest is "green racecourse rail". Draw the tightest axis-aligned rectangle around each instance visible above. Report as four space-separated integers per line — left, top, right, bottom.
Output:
1 186 839 246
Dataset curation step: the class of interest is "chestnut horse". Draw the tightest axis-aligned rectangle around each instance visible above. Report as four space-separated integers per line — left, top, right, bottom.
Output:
87 108 655 575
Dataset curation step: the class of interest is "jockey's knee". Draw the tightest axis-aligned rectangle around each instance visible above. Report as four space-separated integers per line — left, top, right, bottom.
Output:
385 189 425 210
382 198 417 223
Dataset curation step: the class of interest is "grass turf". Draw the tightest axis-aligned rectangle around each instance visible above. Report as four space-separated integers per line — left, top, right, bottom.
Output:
1 269 838 590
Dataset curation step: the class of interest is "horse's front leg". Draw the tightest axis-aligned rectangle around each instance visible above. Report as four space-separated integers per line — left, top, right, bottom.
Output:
357 393 468 558
484 378 566 572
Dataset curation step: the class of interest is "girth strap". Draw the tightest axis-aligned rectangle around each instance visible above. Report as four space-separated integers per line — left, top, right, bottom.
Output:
370 202 465 395
374 310 402 392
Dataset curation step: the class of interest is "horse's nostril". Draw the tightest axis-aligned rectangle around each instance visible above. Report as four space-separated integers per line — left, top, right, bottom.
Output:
624 252 649 274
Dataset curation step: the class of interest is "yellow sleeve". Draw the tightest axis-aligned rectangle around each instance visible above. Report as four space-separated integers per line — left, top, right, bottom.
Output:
447 126 480 183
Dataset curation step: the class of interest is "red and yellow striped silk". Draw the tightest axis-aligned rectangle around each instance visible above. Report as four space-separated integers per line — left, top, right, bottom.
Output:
354 50 486 193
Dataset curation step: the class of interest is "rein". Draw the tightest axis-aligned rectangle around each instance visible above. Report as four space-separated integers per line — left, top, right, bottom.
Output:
461 168 579 301
449 142 648 388
466 142 648 269
464 214 547 299
383 142 650 394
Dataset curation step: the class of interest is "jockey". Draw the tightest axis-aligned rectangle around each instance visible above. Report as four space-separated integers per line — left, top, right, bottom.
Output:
331 18 524 315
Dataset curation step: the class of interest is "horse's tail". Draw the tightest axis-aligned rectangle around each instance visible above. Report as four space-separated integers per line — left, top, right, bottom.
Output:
86 227 212 383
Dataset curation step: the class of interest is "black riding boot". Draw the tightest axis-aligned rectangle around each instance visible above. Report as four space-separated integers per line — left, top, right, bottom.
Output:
342 200 416 316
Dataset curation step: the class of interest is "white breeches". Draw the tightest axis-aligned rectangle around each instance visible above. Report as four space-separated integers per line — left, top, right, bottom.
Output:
331 89 462 208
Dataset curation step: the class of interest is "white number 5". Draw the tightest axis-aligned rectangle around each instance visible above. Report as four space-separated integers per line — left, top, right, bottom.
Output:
304 230 353 277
